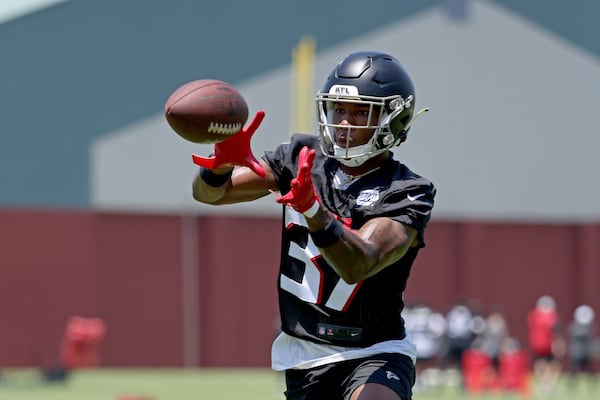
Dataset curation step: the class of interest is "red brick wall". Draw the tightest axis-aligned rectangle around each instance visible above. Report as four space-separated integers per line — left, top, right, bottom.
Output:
0 209 598 367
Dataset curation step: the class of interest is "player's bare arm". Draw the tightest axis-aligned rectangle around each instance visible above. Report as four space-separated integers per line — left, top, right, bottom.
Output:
307 209 418 284
275 146 419 284
182 105 278 204
192 161 278 204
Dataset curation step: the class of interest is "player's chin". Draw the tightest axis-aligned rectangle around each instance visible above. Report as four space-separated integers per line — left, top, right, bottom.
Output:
335 134 351 147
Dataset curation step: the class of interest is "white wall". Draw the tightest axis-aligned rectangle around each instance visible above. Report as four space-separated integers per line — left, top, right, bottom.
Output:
91 0 600 222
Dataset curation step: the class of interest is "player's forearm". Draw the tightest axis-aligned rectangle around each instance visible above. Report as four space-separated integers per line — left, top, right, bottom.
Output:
324 234 378 284
192 167 233 204
306 209 377 284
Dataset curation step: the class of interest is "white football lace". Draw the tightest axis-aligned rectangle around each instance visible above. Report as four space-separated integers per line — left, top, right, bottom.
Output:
208 122 242 134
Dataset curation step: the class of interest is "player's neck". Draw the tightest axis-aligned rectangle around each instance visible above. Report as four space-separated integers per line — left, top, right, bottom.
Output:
339 152 388 178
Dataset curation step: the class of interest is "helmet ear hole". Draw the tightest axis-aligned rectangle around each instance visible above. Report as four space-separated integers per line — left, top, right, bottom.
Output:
390 115 411 136
375 133 396 149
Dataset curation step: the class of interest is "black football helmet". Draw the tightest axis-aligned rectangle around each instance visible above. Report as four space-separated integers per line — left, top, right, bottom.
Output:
316 51 427 166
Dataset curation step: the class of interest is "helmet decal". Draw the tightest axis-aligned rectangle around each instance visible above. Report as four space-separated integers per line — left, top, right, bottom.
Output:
329 85 360 96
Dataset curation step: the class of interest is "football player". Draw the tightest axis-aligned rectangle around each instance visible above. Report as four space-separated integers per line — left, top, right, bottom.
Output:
193 51 435 400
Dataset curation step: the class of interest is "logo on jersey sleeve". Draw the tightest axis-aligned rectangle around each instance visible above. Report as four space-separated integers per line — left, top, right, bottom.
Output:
356 189 380 206
407 193 426 201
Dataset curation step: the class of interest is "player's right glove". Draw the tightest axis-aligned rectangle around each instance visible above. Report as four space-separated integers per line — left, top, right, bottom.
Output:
275 146 321 218
192 110 266 178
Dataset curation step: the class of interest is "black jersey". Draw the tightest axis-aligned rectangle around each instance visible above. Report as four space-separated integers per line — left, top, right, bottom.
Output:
264 134 435 348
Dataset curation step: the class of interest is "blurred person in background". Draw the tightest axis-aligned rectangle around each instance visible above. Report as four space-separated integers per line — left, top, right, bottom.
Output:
495 336 530 393
439 301 486 389
402 302 446 391
459 304 509 393
526 295 565 393
440 302 485 370
566 304 598 389
479 304 510 373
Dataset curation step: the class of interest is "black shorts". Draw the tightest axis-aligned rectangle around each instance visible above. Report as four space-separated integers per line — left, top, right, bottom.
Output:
284 353 415 400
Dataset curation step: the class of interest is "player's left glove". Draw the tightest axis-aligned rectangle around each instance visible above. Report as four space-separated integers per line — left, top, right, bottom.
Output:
276 146 321 218
192 110 266 178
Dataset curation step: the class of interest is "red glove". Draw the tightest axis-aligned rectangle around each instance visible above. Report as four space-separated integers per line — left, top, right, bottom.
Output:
192 110 266 178
276 146 320 217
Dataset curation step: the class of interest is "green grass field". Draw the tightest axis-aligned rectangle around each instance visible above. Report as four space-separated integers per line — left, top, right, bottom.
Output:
0 368 597 400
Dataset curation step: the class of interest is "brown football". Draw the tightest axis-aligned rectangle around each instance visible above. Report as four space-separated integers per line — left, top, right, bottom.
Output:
164 79 248 144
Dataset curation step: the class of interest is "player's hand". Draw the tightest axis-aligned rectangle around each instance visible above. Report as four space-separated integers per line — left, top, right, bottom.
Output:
276 146 320 217
192 110 266 178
